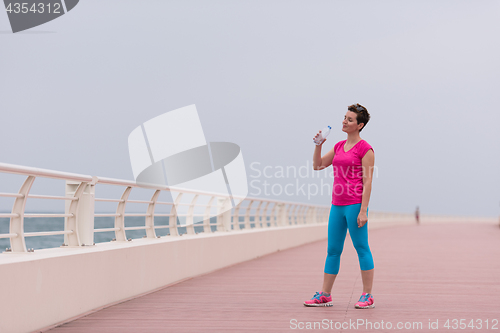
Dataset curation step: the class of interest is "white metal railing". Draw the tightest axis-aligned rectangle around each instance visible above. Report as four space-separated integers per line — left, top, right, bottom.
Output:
0 162 330 253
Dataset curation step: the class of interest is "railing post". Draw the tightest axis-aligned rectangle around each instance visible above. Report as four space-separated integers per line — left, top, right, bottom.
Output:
270 203 279 227
9 175 35 252
169 193 182 236
186 195 198 235
217 197 231 231
311 207 318 224
114 186 131 242
310 207 317 224
261 201 270 228
303 206 308 224
296 205 302 224
145 190 160 238
232 203 241 230
278 203 288 226
203 196 216 233
65 181 93 246
253 201 263 228
244 200 254 229
298 205 304 224
289 204 296 225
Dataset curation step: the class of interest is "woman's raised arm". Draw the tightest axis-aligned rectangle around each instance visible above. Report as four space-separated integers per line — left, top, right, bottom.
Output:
313 142 335 170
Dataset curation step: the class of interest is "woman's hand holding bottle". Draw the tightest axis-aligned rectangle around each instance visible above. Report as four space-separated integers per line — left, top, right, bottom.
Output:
313 126 331 146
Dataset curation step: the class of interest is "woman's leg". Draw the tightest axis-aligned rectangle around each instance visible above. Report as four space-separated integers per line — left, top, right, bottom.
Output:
323 205 348 293
322 273 337 294
360 269 374 294
345 204 374 293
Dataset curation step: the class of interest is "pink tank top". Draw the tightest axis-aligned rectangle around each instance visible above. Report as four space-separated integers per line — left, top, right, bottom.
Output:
331 139 373 206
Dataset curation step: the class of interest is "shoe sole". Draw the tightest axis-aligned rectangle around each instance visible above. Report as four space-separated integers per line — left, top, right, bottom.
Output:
304 302 333 307
355 304 375 309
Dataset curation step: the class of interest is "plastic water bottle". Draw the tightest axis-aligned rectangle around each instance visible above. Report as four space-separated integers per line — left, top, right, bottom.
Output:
313 126 331 145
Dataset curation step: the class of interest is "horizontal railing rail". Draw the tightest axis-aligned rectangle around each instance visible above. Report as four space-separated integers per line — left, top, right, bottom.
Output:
0 162 330 253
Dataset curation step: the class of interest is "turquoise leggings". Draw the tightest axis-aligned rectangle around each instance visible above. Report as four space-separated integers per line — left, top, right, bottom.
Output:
324 203 374 274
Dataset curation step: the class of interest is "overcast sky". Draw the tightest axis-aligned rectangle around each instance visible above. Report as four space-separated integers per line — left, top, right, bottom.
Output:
1 0 499 217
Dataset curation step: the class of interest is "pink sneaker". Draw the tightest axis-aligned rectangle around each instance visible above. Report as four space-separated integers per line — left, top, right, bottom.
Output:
304 291 333 307
355 293 375 309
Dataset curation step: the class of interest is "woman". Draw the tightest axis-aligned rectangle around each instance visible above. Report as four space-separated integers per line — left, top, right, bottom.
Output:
304 103 375 309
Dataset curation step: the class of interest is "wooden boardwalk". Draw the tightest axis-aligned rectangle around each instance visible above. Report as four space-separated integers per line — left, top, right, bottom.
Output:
45 223 500 332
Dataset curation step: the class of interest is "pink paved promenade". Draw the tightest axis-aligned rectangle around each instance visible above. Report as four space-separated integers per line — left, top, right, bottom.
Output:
45 223 500 332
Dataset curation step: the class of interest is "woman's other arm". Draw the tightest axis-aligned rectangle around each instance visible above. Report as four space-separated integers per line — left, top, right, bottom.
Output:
358 149 375 227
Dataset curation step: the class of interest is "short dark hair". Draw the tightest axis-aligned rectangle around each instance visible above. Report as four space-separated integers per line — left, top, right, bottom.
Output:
347 103 370 132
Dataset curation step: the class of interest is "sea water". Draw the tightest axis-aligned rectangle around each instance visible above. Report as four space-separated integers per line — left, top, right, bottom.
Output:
0 215 223 251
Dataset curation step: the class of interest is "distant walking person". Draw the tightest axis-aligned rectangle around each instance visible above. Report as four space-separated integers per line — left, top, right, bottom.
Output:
305 104 375 309
415 206 420 224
